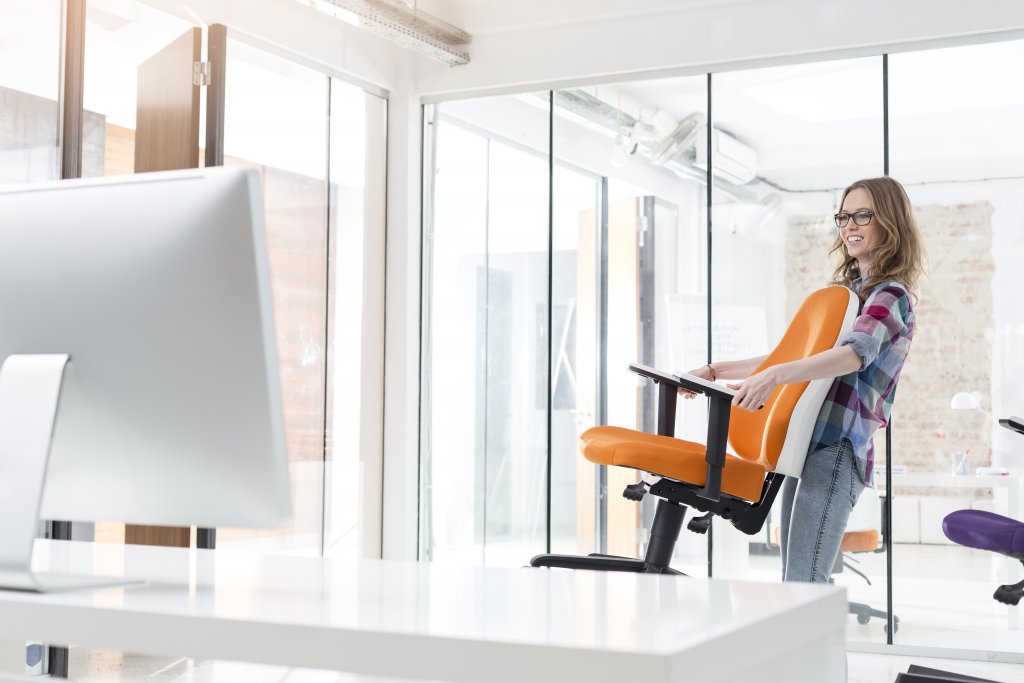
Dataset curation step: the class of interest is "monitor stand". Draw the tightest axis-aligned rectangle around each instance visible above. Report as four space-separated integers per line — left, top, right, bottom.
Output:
0 354 142 593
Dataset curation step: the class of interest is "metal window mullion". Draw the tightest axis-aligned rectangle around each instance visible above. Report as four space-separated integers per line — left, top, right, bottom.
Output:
596 176 609 554
49 1 86 677
545 91 554 554
317 76 333 558
705 72 714 579
481 138 491 566
418 104 439 561
58 0 85 181
882 52 895 646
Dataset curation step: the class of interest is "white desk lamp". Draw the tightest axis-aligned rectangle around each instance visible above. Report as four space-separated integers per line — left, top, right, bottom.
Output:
950 390 996 421
950 391 1008 474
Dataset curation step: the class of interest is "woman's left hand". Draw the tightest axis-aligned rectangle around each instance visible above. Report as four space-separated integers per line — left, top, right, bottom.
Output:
728 367 779 412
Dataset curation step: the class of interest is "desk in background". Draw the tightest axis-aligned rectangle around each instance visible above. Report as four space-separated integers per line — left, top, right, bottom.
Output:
0 541 847 683
880 471 1023 629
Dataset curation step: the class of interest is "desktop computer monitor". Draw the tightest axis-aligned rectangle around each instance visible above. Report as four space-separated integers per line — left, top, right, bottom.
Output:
0 167 291 591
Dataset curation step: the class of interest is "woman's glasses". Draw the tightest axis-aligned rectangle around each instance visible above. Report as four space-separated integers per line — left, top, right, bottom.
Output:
834 210 874 228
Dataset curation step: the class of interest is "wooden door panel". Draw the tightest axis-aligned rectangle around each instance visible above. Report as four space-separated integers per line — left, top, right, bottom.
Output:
133 27 200 173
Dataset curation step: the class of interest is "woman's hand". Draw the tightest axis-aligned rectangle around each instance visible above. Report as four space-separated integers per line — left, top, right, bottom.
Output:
729 366 779 412
678 365 714 399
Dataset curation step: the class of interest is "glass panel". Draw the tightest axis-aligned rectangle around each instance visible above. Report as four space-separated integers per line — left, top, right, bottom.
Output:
888 40 1024 653
552 77 709 574
217 38 329 554
81 0 195 179
485 139 549 565
422 93 550 566
0 0 61 183
78 0 199 544
423 118 488 564
549 164 599 555
324 80 387 560
709 59 888 638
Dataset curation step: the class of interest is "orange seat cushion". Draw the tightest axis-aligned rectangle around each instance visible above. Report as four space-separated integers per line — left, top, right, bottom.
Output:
580 425 767 502
773 526 878 552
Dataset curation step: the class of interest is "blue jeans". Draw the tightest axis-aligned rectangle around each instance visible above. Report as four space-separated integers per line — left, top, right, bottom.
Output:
779 438 866 583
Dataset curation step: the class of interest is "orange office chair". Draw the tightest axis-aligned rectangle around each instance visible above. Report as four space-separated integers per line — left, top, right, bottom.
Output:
531 285 859 574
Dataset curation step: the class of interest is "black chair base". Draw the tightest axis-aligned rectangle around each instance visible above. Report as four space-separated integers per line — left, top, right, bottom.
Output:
530 552 686 575
531 498 690 575
895 664 1000 682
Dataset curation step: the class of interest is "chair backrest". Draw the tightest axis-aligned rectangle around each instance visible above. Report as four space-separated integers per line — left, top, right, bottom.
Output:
728 286 859 476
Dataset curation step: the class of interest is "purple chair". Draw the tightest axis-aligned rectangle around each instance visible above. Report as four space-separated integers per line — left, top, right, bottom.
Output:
942 416 1024 606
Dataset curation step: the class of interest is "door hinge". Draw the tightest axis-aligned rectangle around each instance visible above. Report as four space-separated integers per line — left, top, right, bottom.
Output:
636 214 649 247
193 61 211 86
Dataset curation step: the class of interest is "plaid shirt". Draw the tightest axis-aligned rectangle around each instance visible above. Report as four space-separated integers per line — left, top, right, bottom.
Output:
807 279 915 485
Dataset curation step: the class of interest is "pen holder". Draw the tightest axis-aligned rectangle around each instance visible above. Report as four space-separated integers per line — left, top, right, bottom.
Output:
951 450 969 476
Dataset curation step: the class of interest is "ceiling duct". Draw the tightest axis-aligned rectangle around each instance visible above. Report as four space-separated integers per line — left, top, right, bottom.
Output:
552 90 756 200
301 0 471 66
648 112 704 166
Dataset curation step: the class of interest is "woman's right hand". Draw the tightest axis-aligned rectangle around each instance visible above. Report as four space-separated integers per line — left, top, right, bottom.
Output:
678 364 714 398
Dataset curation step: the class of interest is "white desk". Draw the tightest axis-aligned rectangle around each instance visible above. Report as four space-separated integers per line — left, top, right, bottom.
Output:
881 472 1022 519
0 541 847 683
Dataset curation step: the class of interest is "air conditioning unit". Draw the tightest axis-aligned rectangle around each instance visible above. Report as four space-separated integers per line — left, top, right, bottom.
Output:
695 128 758 185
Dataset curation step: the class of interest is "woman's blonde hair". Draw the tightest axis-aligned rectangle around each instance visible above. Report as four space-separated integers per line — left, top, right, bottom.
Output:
829 176 925 298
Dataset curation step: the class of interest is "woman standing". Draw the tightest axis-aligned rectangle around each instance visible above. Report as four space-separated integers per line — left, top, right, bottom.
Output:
683 176 924 582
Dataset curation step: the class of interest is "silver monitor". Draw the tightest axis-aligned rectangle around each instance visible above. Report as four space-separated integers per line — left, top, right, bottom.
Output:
0 167 290 591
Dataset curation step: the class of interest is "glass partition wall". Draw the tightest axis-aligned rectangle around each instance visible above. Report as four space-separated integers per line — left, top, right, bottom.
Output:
887 40 1024 652
421 41 1024 659
422 93 553 565
709 58 889 645
0 0 62 183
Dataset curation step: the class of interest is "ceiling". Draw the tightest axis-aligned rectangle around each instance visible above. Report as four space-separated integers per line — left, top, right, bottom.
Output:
403 0 1024 190
412 0 751 34
572 39 1024 190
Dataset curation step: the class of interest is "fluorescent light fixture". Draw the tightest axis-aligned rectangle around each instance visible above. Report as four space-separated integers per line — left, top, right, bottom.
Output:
299 0 471 66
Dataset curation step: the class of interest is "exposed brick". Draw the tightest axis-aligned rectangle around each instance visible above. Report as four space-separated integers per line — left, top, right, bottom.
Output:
786 203 994 484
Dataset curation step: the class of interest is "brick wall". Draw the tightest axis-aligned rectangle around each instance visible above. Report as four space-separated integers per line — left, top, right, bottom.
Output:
785 202 995 472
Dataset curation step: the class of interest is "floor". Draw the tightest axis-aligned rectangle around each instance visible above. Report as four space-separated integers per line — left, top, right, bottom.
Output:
768 543 1024 653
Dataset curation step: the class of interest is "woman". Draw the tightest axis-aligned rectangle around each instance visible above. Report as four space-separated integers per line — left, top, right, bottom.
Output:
682 177 924 582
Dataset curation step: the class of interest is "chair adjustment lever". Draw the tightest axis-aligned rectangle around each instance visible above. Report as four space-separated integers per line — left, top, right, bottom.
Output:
687 512 714 534
622 482 648 502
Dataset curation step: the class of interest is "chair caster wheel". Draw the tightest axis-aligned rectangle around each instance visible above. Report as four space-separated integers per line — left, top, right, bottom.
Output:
856 614 870 625
994 585 1023 606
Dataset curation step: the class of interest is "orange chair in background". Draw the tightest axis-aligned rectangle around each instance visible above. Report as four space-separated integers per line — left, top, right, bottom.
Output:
531 285 859 574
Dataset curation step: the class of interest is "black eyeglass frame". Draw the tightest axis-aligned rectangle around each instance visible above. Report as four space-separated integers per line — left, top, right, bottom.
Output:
834 210 874 229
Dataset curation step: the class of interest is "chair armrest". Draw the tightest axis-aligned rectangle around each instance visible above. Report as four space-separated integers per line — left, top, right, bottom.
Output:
674 372 737 402
628 362 732 502
628 363 736 401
